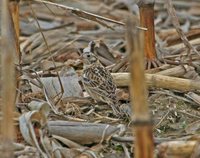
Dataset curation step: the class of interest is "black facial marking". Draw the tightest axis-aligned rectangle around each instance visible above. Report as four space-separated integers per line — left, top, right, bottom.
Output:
90 41 95 53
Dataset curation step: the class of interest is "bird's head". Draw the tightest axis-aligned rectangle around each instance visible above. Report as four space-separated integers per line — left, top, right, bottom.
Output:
82 41 98 65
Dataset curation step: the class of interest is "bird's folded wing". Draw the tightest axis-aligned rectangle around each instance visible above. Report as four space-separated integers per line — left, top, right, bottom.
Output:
83 66 116 96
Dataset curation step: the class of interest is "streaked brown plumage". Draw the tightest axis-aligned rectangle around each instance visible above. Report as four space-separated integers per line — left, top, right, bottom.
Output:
82 41 119 114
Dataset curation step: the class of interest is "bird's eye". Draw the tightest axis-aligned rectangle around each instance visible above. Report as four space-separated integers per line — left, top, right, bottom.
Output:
87 54 91 58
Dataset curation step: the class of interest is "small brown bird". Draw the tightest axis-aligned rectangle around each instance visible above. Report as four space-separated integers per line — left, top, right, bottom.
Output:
82 41 120 114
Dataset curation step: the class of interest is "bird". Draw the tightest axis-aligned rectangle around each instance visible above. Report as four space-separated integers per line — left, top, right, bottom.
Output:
81 41 120 115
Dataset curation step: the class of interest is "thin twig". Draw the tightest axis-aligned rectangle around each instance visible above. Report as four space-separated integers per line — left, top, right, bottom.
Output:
30 0 147 30
177 110 200 119
122 144 131 158
99 125 110 144
29 3 64 106
155 110 171 128
33 0 124 25
28 118 48 158
166 0 200 57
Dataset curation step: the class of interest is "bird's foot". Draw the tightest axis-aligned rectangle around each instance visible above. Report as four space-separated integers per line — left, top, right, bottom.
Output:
145 58 162 69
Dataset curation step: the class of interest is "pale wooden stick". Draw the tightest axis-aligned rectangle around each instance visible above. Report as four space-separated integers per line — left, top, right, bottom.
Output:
9 1 20 62
166 38 200 51
9 0 21 105
1 0 16 157
157 141 197 157
112 73 200 91
156 65 193 77
126 17 154 158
